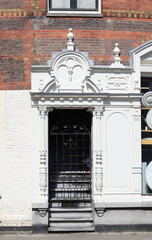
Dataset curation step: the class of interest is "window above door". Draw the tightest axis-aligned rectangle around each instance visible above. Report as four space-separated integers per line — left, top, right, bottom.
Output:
47 0 102 17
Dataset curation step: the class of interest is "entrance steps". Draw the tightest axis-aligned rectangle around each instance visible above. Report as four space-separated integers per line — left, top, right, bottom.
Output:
48 207 94 232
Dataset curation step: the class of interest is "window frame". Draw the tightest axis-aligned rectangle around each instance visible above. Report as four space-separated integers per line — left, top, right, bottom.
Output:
47 0 102 17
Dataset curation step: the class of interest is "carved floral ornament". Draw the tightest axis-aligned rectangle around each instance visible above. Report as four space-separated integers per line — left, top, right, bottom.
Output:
45 51 100 93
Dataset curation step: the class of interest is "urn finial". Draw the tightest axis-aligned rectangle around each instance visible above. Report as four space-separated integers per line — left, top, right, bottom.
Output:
67 28 75 51
113 43 121 64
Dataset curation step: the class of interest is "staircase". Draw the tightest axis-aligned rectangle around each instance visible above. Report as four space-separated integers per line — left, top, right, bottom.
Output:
48 171 94 232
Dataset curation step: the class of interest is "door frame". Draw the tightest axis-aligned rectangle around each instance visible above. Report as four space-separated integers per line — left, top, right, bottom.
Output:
31 92 105 231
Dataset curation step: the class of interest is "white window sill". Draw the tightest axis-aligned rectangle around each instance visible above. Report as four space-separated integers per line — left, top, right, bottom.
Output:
47 10 102 17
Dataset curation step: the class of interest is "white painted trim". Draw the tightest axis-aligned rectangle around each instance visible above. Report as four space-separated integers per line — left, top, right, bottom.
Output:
130 40 152 92
47 0 102 17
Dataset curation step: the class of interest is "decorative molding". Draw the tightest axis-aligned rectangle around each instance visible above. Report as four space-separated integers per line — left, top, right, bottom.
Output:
133 116 140 121
39 167 47 195
95 150 103 192
132 166 142 174
40 150 47 165
132 107 141 122
96 79 103 91
106 76 128 90
95 207 105 217
95 174 103 190
38 79 45 91
37 208 48 217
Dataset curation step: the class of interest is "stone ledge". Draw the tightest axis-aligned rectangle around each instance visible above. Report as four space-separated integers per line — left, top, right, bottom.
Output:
0 226 32 233
95 201 152 209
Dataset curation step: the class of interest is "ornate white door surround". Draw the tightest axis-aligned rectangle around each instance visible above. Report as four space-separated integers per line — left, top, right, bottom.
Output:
31 29 147 232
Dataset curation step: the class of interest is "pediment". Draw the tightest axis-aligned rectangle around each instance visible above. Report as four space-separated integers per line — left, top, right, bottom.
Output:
43 51 100 93
31 28 132 95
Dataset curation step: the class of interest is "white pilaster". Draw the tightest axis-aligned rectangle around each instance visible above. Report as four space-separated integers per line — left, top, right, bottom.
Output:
92 107 104 202
131 105 142 194
38 106 48 198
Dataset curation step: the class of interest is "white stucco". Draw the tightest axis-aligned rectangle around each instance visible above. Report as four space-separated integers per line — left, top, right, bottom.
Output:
0 90 32 227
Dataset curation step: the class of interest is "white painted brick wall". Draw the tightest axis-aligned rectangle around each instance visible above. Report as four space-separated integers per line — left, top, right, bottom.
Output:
0 90 32 227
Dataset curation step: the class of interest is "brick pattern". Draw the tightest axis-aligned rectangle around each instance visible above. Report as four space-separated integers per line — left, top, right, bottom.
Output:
103 0 152 12
0 0 24 9
103 9 152 19
0 0 152 90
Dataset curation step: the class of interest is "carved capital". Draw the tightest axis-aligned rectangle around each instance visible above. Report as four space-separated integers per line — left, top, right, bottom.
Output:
95 106 104 116
93 107 104 120
38 106 47 118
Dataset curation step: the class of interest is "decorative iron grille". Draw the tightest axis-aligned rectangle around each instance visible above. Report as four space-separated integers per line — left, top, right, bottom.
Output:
49 110 91 206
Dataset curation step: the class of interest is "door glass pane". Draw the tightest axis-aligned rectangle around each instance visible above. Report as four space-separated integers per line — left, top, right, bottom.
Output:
52 0 70 9
77 0 96 9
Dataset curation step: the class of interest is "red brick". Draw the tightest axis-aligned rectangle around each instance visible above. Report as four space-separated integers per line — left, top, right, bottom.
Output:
0 0 152 90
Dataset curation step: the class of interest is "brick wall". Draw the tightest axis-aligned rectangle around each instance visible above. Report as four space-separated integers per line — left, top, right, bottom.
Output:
0 0 152 90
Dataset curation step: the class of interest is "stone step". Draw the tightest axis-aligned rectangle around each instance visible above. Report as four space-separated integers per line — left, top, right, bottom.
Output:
50 213 92 219
50 197 91 201
50 207 92 212
50 188 90 192
50 171 90 173
50 180 90 183
50 183 90 189
50 194 90 199
49 218 93 222
50 202 92 208
48 226 94 232
50 178 90 183
49 198 92 208
49 207 92 218
48 204 94 232
49 221 93 229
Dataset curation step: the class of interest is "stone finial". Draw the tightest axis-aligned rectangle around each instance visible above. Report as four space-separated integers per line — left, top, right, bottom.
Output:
110 43 124 68
66 28 75 51
113 43 121 64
